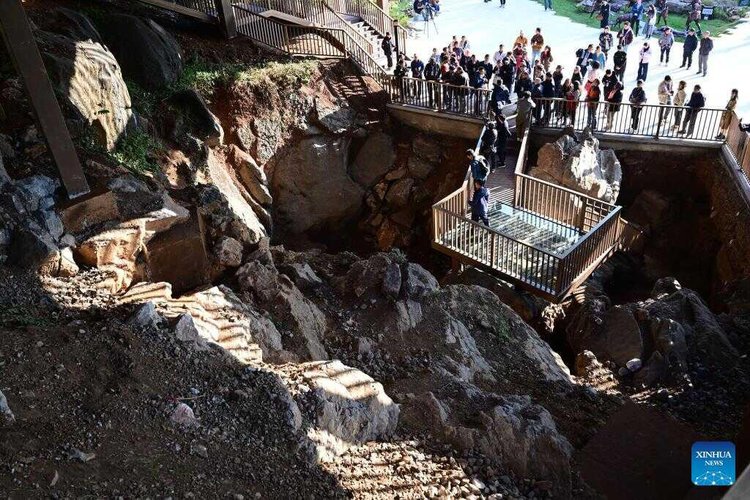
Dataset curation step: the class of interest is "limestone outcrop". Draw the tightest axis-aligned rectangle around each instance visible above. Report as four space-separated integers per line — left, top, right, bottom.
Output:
531 130 622 203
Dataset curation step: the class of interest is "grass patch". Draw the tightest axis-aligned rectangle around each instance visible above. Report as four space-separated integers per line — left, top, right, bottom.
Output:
534 0 745 37
0 306 52 329
110 130 164 174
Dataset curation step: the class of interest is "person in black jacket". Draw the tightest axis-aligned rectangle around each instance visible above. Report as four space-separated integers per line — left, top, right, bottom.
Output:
605 81 623 131
541 73 556 125
480 122 498 171
629 79 647 131
681 28 698 69
599 0 611 28
491 81 511 116
613 45 627 83
499 58 515 90
393 57 408 101
679 84 706 135
382 33 395 70
424 57 441 108
494 114 512 168
514 71 533 100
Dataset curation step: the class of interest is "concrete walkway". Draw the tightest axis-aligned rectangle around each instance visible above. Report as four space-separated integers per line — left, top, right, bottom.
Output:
404 0 750 118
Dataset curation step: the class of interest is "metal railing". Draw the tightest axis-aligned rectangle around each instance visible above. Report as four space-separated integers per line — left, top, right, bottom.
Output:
381 76 493 120
137 0 219 21
529 97 726 142
233 4 388 85
432 121 623 301
328 0 406 49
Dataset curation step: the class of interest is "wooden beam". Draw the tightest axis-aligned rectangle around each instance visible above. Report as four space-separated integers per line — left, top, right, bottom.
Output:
0 0 90 199
214 0 237 38
136 0 215 23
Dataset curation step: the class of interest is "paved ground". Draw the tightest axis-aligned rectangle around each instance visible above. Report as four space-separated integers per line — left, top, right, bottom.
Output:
404 0 750 118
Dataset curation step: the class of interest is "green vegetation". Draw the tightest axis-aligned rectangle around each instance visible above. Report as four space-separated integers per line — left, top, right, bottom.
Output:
0 306 52 328
390 0 412 27
110 130 164 174
534 0 746 37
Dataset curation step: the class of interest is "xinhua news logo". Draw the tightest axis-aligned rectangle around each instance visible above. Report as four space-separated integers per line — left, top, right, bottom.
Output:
692 441 735 486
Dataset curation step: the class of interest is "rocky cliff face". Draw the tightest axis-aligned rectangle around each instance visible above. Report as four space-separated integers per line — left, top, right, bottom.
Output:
531 129 622 204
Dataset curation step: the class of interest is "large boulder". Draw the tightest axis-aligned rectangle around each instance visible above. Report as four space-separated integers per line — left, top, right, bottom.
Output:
531 131 622 203
284 360 399 462
99 15 183 90
271 137 364 235
349 132 395 188
35 28 133 151
166 89 224 147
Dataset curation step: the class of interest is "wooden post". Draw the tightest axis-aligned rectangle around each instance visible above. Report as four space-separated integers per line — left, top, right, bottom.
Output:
0 0 89 199
214 0 237 38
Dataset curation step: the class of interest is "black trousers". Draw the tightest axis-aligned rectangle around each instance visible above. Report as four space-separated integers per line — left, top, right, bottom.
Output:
660 46 670 63
385 53 393 69
682 50 694 67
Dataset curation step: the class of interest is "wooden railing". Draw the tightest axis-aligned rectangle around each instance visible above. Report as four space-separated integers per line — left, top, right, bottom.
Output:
530 97 727 142
726 113 750 181
432 124 623 301
137 0 218 21
381 76 494 120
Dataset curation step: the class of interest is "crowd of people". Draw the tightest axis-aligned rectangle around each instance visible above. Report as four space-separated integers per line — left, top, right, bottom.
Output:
382 0 742 227
381 0 736 144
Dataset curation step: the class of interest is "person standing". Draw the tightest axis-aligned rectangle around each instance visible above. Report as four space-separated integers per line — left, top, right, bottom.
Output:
644 4 657 39
637 43 652 81
681 28 698 69
468 149 489 185
531 28 545 64
495 114 512 168
514 71 533 100
586 79 602 130
491 80 511 115
672 80 687 131
382 33 395 70
613 44 627 82
599 0 611 28
629 79 647 132
656 0 669 25
424 55 441 108
480 122 498 171
544 0 553 11
605 81 623 131
594 46 606 69
540 46 554 72
565 81 581 126
599 27 614 59
393 57 408 100
542 72 556 124
410 53 425 101
685 1 703 34
659 27 674 65
717 89 738 139
493 44 507 65
515 31 529 49
500 58 514 90
469 180 490 226
657 75 673 125
516 91 536 140
679 84 705 136
630 0 644 37
697 31 713 77
617 21 635 52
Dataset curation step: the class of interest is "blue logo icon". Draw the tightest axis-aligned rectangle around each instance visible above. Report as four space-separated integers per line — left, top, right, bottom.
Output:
692 441 735 486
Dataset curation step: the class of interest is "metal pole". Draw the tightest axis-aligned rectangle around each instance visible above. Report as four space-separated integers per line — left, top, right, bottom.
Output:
393 21 400 57
0 0 89 199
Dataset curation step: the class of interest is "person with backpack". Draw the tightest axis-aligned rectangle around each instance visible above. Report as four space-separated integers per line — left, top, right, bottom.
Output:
681 28 698 69
605 81 623 131
467 149 489 185
697 31 713 77
629 79 647 132
382 33 395 70
599 27 614 59
659 27 675 65
480 122 498 172
495 114 512 168
613 44 627 82
617 21 635 52
469 179 490 227
679 84 705 136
